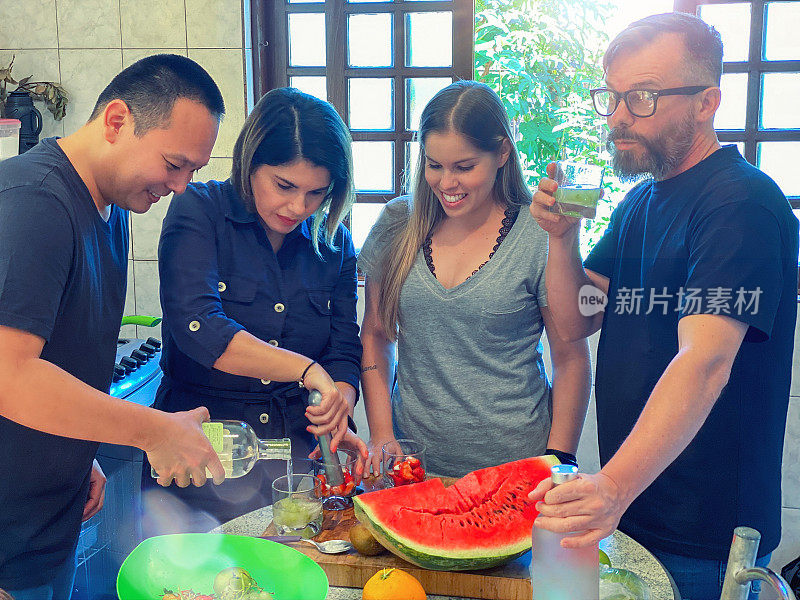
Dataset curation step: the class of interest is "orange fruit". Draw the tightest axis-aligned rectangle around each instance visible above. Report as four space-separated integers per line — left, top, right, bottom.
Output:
362 568 426 600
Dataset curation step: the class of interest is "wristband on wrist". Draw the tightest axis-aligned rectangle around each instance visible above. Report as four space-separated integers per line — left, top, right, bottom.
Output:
347 415 358 434
298 360 317 388
545 448 577 467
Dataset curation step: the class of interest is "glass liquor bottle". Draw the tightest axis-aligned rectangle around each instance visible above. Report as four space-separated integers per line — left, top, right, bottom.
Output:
151 420 291 480
531 464 599 600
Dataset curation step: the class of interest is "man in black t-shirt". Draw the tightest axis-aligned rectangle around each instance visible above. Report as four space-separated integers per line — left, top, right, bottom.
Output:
0 55 228 598
529 13 798 600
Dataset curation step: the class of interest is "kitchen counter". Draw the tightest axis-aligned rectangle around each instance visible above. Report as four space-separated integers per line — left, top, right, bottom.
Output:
211 506 681 600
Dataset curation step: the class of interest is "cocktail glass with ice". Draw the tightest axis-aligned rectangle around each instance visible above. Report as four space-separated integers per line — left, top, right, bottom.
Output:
271 473 323 538
551 161 604 220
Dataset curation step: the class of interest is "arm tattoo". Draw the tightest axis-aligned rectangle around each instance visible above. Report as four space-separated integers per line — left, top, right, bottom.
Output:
361 364 378 373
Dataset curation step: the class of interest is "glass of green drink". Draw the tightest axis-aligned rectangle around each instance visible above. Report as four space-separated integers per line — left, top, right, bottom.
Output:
551 161 604 219
271 473 324 538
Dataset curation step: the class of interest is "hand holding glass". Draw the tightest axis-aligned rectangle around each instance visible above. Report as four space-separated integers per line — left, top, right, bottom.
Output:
551 161 604 220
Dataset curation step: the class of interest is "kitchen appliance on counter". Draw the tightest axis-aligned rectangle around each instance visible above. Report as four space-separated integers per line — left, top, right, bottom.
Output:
4 90 42 154
72 337 163 600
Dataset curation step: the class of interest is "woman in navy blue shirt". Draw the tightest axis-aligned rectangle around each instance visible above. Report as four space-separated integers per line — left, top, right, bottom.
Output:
141 88 366 531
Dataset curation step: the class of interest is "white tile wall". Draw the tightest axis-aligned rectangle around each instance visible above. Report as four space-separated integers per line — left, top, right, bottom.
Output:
0 0 58 49
57 0 122 49
120 0 187 49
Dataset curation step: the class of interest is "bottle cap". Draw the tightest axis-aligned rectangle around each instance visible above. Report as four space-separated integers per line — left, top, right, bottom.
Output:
551 464 578 486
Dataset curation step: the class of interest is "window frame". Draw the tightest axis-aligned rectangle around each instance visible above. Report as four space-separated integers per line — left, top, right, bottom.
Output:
249 0 474 205
675 0 800 208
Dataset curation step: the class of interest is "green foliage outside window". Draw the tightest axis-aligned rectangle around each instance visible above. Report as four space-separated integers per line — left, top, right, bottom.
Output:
474 0 621 247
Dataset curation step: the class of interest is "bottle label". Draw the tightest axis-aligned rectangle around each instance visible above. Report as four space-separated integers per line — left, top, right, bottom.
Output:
202 422 224 455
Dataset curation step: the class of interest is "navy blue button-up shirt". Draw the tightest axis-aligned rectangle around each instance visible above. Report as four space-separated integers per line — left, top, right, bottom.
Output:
157 179 361 398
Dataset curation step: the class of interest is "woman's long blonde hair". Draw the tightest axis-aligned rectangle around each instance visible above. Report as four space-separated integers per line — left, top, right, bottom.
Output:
376 81 532 340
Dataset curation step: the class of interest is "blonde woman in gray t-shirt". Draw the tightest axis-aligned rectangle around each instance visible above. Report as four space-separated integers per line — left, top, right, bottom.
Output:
358 81 592 477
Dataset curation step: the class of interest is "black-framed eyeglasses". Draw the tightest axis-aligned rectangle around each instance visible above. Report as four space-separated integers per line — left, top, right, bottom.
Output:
590 86 712 118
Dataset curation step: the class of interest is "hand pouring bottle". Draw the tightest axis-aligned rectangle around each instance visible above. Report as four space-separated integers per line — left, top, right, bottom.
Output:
531 464 599 600
151 420 291 480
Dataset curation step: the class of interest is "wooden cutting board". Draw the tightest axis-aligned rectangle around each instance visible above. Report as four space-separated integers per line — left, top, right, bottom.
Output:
261 477 534 600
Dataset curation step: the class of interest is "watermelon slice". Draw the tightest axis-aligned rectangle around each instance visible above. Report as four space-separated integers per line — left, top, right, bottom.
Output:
353 455 559 571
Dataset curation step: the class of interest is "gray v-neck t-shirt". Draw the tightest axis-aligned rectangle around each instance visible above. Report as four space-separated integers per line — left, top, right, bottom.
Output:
358 196 552 477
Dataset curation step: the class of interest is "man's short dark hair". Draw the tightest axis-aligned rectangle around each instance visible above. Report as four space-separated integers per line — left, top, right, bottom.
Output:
604 12 723 86
89 54 225 135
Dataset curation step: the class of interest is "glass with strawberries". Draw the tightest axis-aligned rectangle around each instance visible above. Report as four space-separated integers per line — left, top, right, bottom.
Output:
313 448 361 508
382 439 426 487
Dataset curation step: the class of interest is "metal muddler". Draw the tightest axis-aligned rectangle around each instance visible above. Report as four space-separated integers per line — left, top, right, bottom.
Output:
307 389 345 487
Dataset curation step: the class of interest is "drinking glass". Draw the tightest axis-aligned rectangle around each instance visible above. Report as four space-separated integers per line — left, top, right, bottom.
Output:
551 161 604 219
271 473 323 538
382 439 426 488
313 447 362 509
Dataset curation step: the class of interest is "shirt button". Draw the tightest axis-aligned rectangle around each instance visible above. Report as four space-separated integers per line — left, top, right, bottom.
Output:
188 320 201 332
218 281 227 292
259 413 269 424
327 300 331 309
268 339 279 347
260 378 271 385
274 303 285 313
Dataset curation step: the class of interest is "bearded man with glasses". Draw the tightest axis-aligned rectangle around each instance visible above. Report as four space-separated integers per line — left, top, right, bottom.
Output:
529 12 798 600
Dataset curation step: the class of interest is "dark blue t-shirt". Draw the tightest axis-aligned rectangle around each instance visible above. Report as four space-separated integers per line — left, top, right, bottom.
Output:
585 146 798 560
0 138 128 587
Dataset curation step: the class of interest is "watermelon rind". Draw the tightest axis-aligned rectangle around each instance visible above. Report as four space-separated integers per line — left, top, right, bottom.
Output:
353 455 559 571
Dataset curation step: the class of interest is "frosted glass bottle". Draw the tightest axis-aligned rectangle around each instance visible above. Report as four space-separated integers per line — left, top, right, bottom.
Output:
531 464 599 600
151 420 291 480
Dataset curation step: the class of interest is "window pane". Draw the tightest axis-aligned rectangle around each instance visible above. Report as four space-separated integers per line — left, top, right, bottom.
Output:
405 77 452 131
349 78 394 130
764 2 800 61
353 141 394 192
351 203 386 252
404 141 420 193
761 72 800 129
348 14 393 68
716 73 748 130
288 0 321 4
290 76 327 101
349 0 391 3
698 3 751 62
288 13 326 67
758 142 800 197
406 12 452 67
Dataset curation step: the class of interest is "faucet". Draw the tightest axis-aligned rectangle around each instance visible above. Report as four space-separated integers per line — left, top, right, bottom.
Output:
720 527 797 600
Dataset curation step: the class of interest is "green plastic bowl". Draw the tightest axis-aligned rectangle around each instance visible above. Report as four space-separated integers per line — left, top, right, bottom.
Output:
116 534 328 599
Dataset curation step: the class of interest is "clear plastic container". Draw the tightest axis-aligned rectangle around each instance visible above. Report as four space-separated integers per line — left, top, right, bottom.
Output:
0 118 21 161
531 464 599 600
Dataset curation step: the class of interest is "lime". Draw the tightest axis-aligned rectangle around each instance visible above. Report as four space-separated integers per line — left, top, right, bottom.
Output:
599 565 650 600
599 549 611 567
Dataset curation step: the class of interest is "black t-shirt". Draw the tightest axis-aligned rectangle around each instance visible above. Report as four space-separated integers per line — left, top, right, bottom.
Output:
0 138 128 587
584 146 798 560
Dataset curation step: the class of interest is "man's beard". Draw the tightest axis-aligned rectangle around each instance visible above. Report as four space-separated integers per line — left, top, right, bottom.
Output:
608 111 696 182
